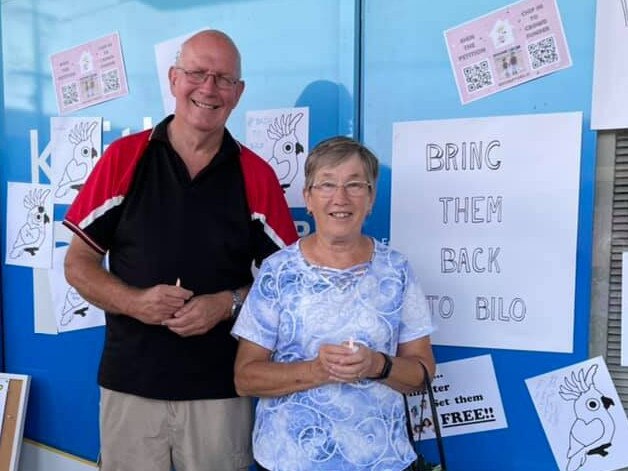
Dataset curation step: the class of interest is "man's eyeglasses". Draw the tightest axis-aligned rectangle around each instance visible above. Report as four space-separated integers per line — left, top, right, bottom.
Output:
309 181 372 197
174 67 240 90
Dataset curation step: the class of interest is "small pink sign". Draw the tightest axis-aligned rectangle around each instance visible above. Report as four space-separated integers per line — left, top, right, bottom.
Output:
50 32 129 114
445 0 571 104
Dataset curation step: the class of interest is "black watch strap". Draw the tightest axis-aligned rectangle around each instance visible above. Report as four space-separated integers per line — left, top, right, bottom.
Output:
368 352 393 380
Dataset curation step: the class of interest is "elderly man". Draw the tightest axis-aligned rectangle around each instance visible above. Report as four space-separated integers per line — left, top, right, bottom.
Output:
64 30 297 471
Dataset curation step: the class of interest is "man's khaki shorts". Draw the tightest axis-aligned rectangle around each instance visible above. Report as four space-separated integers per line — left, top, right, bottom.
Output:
99 387 253 471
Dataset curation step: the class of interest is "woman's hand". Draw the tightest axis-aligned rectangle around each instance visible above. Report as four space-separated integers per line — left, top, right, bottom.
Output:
318 343 381 383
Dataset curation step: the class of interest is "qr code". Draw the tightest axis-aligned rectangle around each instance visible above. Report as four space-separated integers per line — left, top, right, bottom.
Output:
527 36 559 70
463 60 493 93
61 82 79 106
101 69 120 94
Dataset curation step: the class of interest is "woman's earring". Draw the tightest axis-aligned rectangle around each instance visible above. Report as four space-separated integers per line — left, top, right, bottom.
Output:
306 209 312 216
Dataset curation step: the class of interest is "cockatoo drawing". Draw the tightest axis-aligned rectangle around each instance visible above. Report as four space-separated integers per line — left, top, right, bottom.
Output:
9 188 51 258
55 121 99 198
266 112 304 189
60 287 89 326
559 364 616 471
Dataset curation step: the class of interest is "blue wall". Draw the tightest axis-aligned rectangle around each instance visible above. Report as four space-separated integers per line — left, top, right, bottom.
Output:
362 1 596 469
0 0 355 460
1 1 597 469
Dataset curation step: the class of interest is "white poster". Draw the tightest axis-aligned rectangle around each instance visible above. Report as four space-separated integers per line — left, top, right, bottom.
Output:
154 29 207 116
48 244 105 333
621 252 628 366
526 356 628 471
0 378 9 437
5 182 54 269
246 107 309 207
51 117 102 205
591 0 628 129
391 112 581 352
407 354 507 440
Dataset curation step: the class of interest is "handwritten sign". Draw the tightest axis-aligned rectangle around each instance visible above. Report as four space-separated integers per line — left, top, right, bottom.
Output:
391 112 581 352
407 355 507 439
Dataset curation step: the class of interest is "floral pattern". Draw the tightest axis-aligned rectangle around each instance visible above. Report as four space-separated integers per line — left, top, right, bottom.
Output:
232 239 434 471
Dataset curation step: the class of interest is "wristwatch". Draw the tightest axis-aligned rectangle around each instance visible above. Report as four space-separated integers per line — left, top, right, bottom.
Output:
230 289 243 320
369 352 393 380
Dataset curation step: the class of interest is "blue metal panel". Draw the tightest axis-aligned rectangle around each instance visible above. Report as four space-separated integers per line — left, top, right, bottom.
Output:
0 0 355 460
0 1 600 468
362 1 596 469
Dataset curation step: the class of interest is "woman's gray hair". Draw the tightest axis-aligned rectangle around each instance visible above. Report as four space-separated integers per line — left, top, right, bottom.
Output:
304 136 379 190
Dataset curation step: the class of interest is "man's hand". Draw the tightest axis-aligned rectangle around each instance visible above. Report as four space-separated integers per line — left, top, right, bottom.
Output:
130 284 194 325
162 291 231 337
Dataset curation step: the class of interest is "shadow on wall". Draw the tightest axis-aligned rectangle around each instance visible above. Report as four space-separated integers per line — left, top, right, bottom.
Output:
293 79 386 240
294 79 353 149
292 80 354 237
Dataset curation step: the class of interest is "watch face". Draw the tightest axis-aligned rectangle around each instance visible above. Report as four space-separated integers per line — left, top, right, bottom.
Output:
232 289 242 306
231 289 243 319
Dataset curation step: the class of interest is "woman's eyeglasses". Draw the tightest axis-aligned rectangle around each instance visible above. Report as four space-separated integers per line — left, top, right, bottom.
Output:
309 181 372 197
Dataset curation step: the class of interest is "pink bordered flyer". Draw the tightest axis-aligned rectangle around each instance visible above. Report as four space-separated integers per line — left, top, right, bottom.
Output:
444 0 571 104
50 32 129 114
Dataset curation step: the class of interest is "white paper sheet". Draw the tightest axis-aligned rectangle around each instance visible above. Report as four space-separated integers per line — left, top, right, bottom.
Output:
526 357 628 471
246 107 309 207
406 354 507 440
0 378 10 439
48 244 105 333
5 182 54 269
591 0 628 129
621 252 628 366
391 112 581 352
154 29 207 116
51 117 102 205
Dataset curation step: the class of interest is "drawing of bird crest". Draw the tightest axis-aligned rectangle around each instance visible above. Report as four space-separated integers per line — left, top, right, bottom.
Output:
55 121 99 198
10 188 51 258
558 364 616 471
266 112 304 189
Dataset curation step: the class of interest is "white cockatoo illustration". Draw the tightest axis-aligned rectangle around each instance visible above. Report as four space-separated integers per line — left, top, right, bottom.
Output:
55 121 99 198
266 112 305 189
60 287 89 326
559 364 616 471
10 188 51 258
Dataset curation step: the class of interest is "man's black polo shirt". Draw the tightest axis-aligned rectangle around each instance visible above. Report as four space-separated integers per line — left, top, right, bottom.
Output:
64 116 297 400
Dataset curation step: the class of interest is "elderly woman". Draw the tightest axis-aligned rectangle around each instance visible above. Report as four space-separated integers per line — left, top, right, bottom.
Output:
232 136 435 471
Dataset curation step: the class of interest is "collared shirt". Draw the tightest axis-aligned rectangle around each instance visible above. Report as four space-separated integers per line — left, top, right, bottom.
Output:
65 115 297 399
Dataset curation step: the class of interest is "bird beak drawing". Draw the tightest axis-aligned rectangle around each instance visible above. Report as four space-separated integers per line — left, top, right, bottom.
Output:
602 395 615 410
